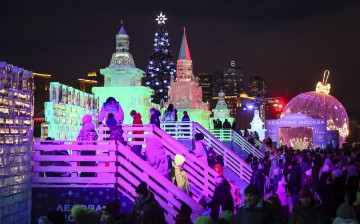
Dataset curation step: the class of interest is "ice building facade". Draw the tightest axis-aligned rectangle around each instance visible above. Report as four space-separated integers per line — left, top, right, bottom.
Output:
0 62 33 223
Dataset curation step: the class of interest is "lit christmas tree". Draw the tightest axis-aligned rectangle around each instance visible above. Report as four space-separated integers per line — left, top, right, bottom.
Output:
145 12 176 104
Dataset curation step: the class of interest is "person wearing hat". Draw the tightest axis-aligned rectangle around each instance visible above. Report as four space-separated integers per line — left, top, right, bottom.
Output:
71 205 101 224
288 186 330 224
98 97 124 125
169 154 190 194
127 182 165 224
317 164 332 217
328 169 346 219
145 136 170 177
236 184 284 224
250 162 265 198
77 114 98 177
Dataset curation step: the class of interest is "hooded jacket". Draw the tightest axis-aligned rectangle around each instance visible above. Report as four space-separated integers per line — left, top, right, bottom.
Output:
146 137 169 177
193 140 208 165
170 162 190 194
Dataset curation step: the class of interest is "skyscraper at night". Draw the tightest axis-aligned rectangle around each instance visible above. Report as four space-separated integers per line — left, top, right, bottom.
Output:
197 72 212 103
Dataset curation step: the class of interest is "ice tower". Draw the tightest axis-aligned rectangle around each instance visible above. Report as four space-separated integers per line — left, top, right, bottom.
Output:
210 89 234 129
93 24 155 124
167 27 210 129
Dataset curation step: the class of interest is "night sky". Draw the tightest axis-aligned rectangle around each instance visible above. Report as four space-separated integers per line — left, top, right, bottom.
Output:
1 0 359 109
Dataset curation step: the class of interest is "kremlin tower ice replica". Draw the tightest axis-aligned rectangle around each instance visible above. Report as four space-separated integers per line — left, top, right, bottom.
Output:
166 28 211 129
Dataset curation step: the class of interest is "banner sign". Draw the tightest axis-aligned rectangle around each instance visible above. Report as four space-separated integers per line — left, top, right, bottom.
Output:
32 187 134 224
265 113 328 148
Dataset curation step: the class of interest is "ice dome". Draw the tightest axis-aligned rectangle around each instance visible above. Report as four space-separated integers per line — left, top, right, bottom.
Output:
281 72 349 148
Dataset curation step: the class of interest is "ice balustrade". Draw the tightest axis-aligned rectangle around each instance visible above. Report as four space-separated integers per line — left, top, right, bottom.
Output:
160 121 193 139
209 129 232 141
253 138 280 158
32 140 202 223
232 130 265 160
192 122 252 184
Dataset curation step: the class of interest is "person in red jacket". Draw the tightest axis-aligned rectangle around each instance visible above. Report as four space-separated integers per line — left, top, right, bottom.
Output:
130 110 143 141
129 110 145 160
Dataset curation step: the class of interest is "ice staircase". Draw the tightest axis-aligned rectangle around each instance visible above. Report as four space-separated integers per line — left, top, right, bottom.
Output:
192 123 252 185
32 139 202 223
212 130 280 160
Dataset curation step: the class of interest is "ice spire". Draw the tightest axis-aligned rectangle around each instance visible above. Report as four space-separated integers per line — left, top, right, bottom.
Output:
178 27 191 60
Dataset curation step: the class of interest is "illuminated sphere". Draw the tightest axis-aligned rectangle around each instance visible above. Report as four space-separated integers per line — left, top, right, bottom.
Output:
281 91 349 148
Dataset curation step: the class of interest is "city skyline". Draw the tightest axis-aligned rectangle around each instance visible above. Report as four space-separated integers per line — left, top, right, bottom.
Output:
1 0 359 109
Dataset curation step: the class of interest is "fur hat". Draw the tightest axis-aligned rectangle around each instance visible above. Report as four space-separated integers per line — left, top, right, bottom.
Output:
175 154 186 166
299 186 313 198
71 205 100 224
336 203 357 219
102 201 120 219
194 216 214 224
332 169 343 178
220 210 236 224
135 181 149 195
82 115 92 125
244 185 260 196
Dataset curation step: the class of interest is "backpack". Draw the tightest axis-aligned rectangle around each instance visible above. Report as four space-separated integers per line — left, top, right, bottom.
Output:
163 110 175 121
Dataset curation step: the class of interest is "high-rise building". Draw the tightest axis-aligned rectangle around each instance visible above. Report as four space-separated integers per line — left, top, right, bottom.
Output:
248 76 268 97
211 61 244 117
33 73 52 115
197 73 212 103
78 71 101 94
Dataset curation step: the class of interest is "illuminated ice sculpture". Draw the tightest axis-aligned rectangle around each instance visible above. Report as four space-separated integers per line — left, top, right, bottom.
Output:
166 27 211 129
210 89 234 129
41 82 99 140
281 70 349 146
0 61 33 223
250 109 266 141
92 24 156 124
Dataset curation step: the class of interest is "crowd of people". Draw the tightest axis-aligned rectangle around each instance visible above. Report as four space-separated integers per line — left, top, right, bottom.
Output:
41 96 360 223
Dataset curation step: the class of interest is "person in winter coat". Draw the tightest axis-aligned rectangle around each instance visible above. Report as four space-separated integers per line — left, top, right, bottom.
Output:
333 203 359 224
106 113 124 144
130 110 143 141
162 104 177 121
192 133 208 165
149 108 161 128
288 186 331 224
213 155 224 175
317 164 332 217
250 163 265 198
181 111 190 122
346 164 359 204
276 179 289 220
126 182 165 224
98 97 124 124
77 114 98 177
207 176 234 222
207 147 217 168
329 169 346 219
287 162 302 208
170 154 190 194
269 158 282 193
236 184 284 224
145 136 169 177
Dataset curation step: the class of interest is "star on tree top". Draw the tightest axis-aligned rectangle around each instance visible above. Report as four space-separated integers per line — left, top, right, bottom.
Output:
156 12 167 25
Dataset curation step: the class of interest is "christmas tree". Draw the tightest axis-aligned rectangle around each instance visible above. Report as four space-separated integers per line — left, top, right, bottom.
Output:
145 12 176 104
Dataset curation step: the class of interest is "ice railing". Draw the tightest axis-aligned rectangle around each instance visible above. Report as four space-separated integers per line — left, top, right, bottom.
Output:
32 140 202 223
98 124 220 201
232 130 264 160
254 138 280 158
209 129 232 141
193 123 252 184
160 121 193 140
